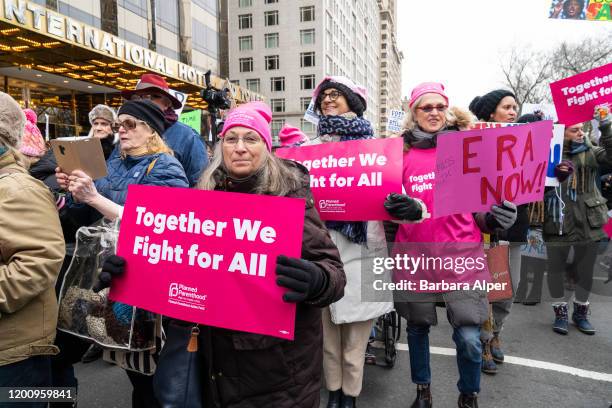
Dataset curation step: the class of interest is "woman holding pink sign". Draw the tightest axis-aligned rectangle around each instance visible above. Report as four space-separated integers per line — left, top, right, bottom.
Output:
90 101 347 408
544 107 612 336
312 76 393 408
469 89 526 375
385 82 518 408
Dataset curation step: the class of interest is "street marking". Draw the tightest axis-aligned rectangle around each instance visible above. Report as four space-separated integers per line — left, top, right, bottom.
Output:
395 344 612 383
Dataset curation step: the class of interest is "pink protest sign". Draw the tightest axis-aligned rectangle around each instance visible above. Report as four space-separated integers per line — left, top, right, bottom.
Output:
111 185 305 340
275 137 403 221
550 63 612 125
433 121 552 217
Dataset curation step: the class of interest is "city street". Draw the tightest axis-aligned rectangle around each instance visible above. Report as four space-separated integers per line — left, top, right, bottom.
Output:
75 282 612 408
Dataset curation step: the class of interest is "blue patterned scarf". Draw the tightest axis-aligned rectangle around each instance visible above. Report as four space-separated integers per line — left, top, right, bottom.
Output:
0 147 7 156
318 114 374 244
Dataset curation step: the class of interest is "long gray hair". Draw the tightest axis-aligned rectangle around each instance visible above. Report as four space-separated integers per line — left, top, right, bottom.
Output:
197 142 304 196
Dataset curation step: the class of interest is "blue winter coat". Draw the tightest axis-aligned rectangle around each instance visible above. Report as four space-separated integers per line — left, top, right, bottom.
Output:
162 122 208 187
95 152 188 205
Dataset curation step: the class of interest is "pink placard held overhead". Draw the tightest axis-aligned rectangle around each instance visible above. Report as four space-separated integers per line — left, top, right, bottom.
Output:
433 121 552 217
111 185 306 340
275 137 403 221
550 63 612 126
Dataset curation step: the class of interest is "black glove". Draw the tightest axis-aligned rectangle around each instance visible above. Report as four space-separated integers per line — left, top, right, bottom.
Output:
485 200 518 231
93 255 126 292
384 193 423 221
275 255 328 303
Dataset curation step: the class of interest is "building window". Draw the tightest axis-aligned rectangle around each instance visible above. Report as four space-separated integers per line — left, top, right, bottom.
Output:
264 32 279 48
271 119 285 143
239 0 251 7
300 29 315 45
246 78 260 92
270 98 285 113
238 14 252 29
300 74 315 90
265 10 279 26
300 97 311 111
301 119 316 134
265 0 278 3
230 79 240 85
300 6 315 22
238 35 253 51
270 77 285 92
300 52 315 67
265 55 280 70
239 57 253 72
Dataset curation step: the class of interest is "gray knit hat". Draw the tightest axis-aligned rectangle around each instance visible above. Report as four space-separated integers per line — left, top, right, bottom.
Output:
89 104 117 125
0 92 25 149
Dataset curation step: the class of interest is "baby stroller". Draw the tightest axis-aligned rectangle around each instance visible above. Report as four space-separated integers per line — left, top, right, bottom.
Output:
365 310 401 368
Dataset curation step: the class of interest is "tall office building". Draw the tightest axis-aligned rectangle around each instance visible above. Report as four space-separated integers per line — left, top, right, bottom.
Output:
226 0 381 142
377 0 403 137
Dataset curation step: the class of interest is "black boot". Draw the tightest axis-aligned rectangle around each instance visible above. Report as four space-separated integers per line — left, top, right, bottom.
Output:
410 384 432 408
327 390 342 408
340 395 356 408
458 393 478 408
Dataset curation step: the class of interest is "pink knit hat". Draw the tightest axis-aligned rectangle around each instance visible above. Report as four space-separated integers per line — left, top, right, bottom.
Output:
221 102 273 151
20 108 46 157
279 124 308 147
409 82 449 108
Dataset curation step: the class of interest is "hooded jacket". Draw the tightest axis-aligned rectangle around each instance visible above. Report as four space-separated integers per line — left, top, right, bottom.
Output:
0 152 65 366
543 121 612 243
199 160 345 408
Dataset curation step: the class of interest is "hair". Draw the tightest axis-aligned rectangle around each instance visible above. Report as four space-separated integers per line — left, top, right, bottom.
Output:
197 142 303 196
120 129 172 158
563 0 585 17
402 94 453 131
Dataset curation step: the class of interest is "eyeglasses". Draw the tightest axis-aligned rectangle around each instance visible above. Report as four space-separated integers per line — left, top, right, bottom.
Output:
113 118 148 132
417 104 448 113
130 93 165 101
318 90 342 103
223 135 263 146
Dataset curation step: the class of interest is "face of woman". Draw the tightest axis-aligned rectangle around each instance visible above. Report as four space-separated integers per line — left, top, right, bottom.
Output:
414 94 448 133
319 88 350 116
567 0 581 17
564 123 585 142
490 96 518 123
117 114 153 153
222 126 267 178
91 118 112 139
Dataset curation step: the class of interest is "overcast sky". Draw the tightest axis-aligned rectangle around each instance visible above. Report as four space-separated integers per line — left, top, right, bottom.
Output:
397 0 612 108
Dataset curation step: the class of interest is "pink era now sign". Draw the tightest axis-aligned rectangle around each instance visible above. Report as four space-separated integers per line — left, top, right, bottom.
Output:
275 137 403 221
110 185 305 340
433 121 552 217
550 62 612 126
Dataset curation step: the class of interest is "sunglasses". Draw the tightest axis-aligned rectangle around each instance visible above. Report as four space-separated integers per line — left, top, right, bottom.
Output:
113 118 149 132
416 104 448 113
130 93 166 101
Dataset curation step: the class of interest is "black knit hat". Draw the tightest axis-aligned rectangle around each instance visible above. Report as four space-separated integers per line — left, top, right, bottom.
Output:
469 89 516 121
315 80 366 117
118 100 168 136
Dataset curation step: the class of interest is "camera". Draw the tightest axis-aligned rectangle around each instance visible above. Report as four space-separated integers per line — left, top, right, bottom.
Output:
200 70 231 111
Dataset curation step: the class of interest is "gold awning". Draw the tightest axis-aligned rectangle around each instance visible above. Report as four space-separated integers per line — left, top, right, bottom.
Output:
0 0 262 109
